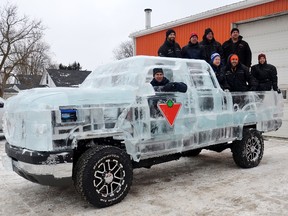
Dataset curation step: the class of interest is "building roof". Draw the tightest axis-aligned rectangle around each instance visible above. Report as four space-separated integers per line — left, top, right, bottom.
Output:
46 69 91 87
4 84 19 93
129 0 273 38
17 74 43 89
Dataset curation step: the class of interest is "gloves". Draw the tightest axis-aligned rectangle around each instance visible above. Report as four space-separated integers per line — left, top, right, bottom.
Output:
162 82 188 93
162 82 175 92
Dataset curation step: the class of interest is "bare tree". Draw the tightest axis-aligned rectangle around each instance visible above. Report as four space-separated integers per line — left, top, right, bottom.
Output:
113 40 134 60
13 41 52 75
0 3 50 97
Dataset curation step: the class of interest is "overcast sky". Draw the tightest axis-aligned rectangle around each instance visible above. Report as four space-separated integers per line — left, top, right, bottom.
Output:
3 0 241 70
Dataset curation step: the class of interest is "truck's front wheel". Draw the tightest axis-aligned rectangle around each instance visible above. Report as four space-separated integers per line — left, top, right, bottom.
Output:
74 145 133 208
231 128 264 168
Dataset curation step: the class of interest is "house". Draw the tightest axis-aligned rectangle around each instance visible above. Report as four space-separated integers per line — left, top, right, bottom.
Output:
3 69 91 98
40 69 91 87
16 74 45 88
3 75 46 98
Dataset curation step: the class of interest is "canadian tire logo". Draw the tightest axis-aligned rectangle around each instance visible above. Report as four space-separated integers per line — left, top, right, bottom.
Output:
158 99 182 126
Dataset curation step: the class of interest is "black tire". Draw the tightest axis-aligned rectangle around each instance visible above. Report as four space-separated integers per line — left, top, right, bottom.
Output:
74 145 133 208
231 128 264 168
182 149 202 157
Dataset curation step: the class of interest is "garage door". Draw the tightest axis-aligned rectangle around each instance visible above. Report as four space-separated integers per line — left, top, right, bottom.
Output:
237 14 288 138
237 13 288 88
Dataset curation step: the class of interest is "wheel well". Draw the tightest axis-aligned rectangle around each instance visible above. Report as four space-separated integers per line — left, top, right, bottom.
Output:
243 124 256 129
72 137 125 179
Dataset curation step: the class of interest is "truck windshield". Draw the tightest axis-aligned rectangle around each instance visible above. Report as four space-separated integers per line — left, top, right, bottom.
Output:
80 56 178 89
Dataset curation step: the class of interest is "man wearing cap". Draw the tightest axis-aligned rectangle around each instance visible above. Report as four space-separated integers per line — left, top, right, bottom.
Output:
222 28 252 68
150 68 170 91
158 29 182 58
181 32 205 60
150 68 187 93
221 54 257 92
199 28 223 63
251 53 280 92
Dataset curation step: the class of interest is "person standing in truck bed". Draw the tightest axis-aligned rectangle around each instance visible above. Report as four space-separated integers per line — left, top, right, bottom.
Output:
158 29 182 58
222 28 252 68
251 53 280 93
222 54 257 92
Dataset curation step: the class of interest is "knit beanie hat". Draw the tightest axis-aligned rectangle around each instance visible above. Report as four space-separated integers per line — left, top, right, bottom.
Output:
230 28 239 34
153 68 163 76
166 29 176 38
211 53 220 62
229 54 239 62
205 28 213 36
258 53 266 60
190 32 198 39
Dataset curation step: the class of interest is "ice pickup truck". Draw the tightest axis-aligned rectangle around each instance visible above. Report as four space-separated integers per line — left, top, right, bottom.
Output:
3 56 283 208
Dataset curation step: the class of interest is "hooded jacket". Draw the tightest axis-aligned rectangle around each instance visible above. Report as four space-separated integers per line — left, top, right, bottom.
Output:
221 56 257 92
158 40 182 58
222 35 252 67
251 61 278 91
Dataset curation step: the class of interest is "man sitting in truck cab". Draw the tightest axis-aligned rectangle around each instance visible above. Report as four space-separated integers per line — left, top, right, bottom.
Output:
150 68 170 91
150 68 187 93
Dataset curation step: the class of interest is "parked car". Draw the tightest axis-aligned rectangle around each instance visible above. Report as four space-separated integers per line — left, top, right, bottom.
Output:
3 56 284 208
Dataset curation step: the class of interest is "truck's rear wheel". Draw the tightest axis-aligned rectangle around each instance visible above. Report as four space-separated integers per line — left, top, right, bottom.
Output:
231 128 264 168
74 145 133 208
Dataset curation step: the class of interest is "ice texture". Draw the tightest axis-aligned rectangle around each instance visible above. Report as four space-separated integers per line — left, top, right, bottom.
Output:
3 56 283 162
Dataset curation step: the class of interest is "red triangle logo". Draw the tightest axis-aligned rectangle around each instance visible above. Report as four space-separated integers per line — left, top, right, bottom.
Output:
158 100 182 126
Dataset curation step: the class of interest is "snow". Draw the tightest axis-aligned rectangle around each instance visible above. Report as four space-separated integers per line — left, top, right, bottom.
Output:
1 137 288 215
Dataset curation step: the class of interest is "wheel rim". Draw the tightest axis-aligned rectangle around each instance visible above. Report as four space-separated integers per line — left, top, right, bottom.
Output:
93 159 125 197
246 136 261 161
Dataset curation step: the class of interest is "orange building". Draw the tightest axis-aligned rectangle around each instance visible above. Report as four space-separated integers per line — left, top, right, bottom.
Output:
130 0 288 137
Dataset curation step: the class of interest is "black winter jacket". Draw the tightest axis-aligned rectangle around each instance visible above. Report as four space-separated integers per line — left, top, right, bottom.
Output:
222 63 257 92
158 40 182 58
181 42 205 60
210 63 226 90
200 38 223 63
222 36 252 67
150 77 170 87
251 62 278 91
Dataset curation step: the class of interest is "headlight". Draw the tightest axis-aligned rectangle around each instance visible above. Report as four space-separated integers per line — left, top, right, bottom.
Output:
60 109 78 122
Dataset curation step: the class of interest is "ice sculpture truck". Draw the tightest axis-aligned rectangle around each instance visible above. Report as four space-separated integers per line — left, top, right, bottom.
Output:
3 56 283 208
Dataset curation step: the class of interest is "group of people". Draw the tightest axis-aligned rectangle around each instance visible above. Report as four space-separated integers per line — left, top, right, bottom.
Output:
157 27 280 93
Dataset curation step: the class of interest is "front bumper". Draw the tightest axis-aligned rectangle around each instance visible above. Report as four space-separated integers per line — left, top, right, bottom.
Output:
5 142 74 186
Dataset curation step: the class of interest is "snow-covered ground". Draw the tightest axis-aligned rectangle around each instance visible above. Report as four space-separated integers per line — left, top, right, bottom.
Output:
1 137 288 216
